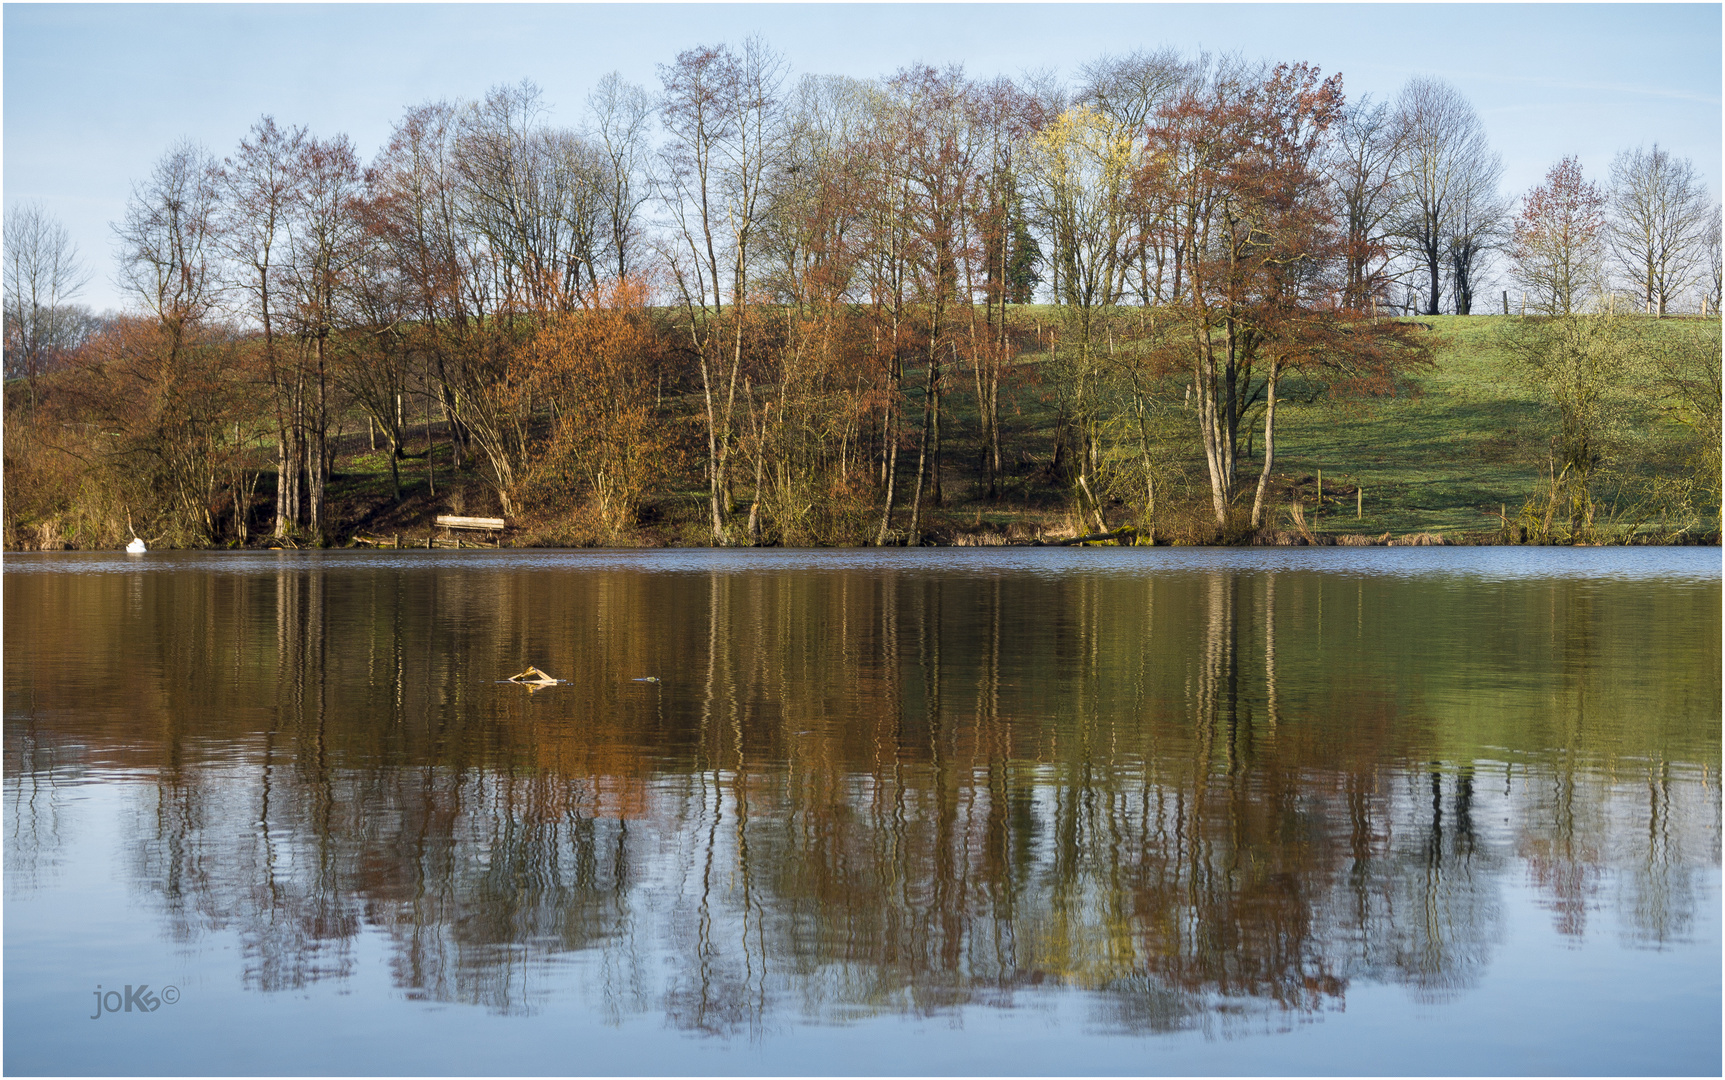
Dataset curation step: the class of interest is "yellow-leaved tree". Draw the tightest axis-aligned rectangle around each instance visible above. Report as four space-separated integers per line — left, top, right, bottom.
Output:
1023 105 1137 530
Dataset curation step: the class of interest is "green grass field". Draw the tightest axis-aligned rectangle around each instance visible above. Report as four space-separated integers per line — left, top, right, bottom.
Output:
1270 315 1561 536
1265 315 1709 537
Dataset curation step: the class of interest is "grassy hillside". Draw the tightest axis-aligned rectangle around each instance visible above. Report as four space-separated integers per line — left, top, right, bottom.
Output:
1268 315 1709 537
883 311 1713 543
1262 315 1583 536
304 313 1714 546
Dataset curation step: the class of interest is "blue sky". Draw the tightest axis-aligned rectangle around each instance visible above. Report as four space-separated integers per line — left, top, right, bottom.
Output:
6 2 1720 313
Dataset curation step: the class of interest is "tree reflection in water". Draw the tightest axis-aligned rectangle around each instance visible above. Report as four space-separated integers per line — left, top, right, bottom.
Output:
4 557 1719 1033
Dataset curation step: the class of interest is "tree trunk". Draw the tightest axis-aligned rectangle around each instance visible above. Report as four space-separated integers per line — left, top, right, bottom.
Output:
273 429 291 537
308 334 327 539
874 308 905 545
906 369 935 545
1134 394 1157 539
699 349 726 544
1249 363 1282 530
972 334 993 499
425 388 436 498
929 353 943 509
1196 350 1230 529
874 396 900 545
1075 471 1108 534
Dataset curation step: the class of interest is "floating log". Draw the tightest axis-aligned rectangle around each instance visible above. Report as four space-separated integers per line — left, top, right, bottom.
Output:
505 666 560 686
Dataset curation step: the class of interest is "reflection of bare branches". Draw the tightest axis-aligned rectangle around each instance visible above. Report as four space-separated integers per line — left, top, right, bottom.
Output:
4 724 83 898
1620 759 1703 947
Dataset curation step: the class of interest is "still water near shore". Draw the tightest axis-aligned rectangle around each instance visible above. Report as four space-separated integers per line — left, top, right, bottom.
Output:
5 548 1719 1075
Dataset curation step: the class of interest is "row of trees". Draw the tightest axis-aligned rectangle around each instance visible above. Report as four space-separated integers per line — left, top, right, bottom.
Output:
4 42 1717 547
1342 78 1721 318
1510 150 1721 317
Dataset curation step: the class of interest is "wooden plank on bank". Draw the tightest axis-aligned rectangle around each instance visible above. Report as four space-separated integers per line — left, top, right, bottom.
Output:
434 515 507 532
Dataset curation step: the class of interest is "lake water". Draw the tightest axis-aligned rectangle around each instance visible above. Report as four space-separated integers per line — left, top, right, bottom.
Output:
4 547 1720 1075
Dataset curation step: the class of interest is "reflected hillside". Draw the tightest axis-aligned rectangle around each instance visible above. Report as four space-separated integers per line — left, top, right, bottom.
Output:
5 556 1719 1029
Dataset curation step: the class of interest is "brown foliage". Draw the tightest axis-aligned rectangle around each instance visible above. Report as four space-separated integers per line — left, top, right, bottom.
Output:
6 315 264 548
524 278 678 538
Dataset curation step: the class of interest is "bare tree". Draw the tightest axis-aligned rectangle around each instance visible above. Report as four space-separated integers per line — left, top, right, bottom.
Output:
334 221 414 503
365 100 478 501
586 72 655 281
879 64 984 536
657 38 792 543
756 72 880 314
1326 95 1403 311
368 101 469 328
1705 205 1722 316
282 134 366 536
1608 144 1710 315
1511 156 1607 316
1444 146 1508 315
115 139 223 349
1024 102 1135 527
1145 60 1393 531
456 81 609 313
1076 48 1187 131
1074 48 1188 304
1392 76 1498 315
1499 310 1642 539
218 116 306 536
111 140 230 542
440 83 614 514
3 202 93 386
1067 49 1185 305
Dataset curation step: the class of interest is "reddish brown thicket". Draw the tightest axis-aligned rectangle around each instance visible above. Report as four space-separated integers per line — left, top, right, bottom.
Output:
526 277 676 538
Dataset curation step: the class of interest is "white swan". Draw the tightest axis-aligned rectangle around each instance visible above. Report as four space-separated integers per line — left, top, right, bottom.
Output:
126 537 146 554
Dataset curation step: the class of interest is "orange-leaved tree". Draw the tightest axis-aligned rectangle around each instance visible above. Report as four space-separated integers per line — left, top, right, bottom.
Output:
527 277 673 538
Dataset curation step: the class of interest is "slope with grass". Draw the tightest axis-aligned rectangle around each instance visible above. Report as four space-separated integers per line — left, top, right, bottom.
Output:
1263 315 1710 539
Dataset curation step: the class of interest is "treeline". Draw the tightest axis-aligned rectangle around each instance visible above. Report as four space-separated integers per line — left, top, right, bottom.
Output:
5 43 1721 548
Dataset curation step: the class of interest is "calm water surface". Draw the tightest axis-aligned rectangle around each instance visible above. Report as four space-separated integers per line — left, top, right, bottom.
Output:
5 547 1720 1075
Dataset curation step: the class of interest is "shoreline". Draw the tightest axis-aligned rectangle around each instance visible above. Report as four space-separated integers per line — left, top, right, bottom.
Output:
27 531 1720 553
